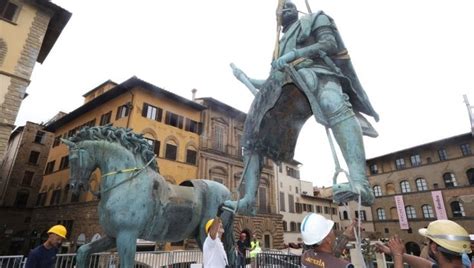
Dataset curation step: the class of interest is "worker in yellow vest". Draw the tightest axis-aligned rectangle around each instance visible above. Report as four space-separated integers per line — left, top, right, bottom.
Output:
250 234 262 268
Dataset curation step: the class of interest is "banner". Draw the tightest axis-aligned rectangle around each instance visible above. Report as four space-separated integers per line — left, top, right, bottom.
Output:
431 191 448 220
394 195 409 230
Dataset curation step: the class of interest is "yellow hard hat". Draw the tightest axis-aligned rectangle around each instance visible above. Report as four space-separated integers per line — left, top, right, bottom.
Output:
47 225 67 239
418 220 471 254
205 219 214 234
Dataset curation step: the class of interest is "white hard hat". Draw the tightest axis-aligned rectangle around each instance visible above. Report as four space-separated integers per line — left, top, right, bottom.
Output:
301 213 334 245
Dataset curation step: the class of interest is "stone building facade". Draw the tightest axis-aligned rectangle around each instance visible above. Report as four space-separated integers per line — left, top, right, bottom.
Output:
0 0 70 160
367 133 474 255
195 97 284 249
29 77 206 252
274 161 338 246
0 121 54 254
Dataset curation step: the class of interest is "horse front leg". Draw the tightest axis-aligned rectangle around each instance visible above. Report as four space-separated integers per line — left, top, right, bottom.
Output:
116 231 138 268
76 236 115 268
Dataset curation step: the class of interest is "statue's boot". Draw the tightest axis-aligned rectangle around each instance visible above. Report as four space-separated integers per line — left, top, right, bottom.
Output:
330 117 374 206
224 152 263 215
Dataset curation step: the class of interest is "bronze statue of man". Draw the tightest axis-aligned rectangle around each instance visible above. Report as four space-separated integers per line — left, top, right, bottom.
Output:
229 0 379 213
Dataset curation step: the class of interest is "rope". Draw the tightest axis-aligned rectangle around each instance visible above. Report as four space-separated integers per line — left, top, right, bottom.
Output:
90 155 156 196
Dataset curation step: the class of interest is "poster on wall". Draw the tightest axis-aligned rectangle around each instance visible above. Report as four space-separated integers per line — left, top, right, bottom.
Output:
394 195 409 230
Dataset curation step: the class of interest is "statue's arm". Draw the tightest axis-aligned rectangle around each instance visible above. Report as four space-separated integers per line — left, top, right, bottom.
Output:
272 15 339 69
295 15 338 59
230 63 264 95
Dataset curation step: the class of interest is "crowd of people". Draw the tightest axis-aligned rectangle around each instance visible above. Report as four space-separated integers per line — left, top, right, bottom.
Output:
25 212 473 268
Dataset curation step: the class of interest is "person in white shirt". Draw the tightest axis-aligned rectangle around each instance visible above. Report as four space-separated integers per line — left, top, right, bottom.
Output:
203 217 228 268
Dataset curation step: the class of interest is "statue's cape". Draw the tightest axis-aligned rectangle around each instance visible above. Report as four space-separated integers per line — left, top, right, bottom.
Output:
242 11 379 162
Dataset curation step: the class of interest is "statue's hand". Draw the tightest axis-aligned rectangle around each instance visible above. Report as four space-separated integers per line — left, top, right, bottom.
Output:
272 50 297 70
230 63 246 80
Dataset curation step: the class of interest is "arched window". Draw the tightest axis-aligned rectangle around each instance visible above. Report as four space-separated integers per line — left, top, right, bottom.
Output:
385 183 396 195
405 206 416 219
450 201 465 217
400 180 411 193
466 168 474 185
282 221 287 232
416 178 428 191
185 145 197 165
165 139 178 161
377 208 386 220
443 172 457 188
373 185 382 197
422 204 435 219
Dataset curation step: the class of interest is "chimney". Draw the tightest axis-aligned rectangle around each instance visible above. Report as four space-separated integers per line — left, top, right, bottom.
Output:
463 94 474 136
191 88 197 101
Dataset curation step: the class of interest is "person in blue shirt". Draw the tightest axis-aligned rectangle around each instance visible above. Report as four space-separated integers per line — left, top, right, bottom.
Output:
26 225 67 268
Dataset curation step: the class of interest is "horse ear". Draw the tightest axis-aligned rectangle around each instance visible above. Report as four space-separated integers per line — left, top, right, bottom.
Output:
61 138 76 148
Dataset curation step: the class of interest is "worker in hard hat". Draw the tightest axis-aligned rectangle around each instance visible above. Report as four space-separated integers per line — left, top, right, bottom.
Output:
375 220 472 268
203 217 228 267
300 213 357 268
25 224 67 268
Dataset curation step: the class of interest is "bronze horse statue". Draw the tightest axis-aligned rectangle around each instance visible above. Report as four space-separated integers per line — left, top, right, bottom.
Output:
63 126 235 267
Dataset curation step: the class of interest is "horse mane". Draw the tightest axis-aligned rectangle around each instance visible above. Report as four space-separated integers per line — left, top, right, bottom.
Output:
69 125 159 172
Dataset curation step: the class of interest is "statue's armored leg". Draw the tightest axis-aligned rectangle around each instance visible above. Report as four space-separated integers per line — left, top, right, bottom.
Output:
317 78 374 206
76 236 116 268
224 151 263 215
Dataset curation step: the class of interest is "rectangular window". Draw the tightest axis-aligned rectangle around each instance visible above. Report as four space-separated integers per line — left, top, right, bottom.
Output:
116 103 130 120
71 192 80 203
59 156 69 170
34 131 46 144
369 164 378 175
22 171 34 186
213 125 225 151
0 0 19 22
316 205 322 213
410 154 422 167
53 136 61 147
258 187 267 213
295 203 302 213
50 189 61 205
438 148 448 161
44 161 55 174
279 192 285 212
324 206 329 214
332 207 337 215
186 149 197 165
288 194 295 213
165 144 177 160
28 151 40 164
184 118 202 134
165 111 184 129
395 158 405 170
35 192 47 206
99 111 112 125
460 143 472 156
286 167 300 179
142 103 162 122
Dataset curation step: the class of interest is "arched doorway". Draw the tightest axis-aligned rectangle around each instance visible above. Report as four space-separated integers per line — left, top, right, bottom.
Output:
405 241 421 256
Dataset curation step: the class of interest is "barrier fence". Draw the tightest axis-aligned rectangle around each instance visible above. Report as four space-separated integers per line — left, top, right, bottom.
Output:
0 251 406 268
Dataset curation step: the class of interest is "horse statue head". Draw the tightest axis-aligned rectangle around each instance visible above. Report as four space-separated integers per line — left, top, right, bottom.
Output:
61 138 95 194
61 125 158 195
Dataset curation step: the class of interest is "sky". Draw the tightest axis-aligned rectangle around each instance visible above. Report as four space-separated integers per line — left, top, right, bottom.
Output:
15 0 474 188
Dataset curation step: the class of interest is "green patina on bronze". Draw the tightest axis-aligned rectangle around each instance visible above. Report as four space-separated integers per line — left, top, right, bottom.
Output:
228 0 379 213
63 126 236 267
